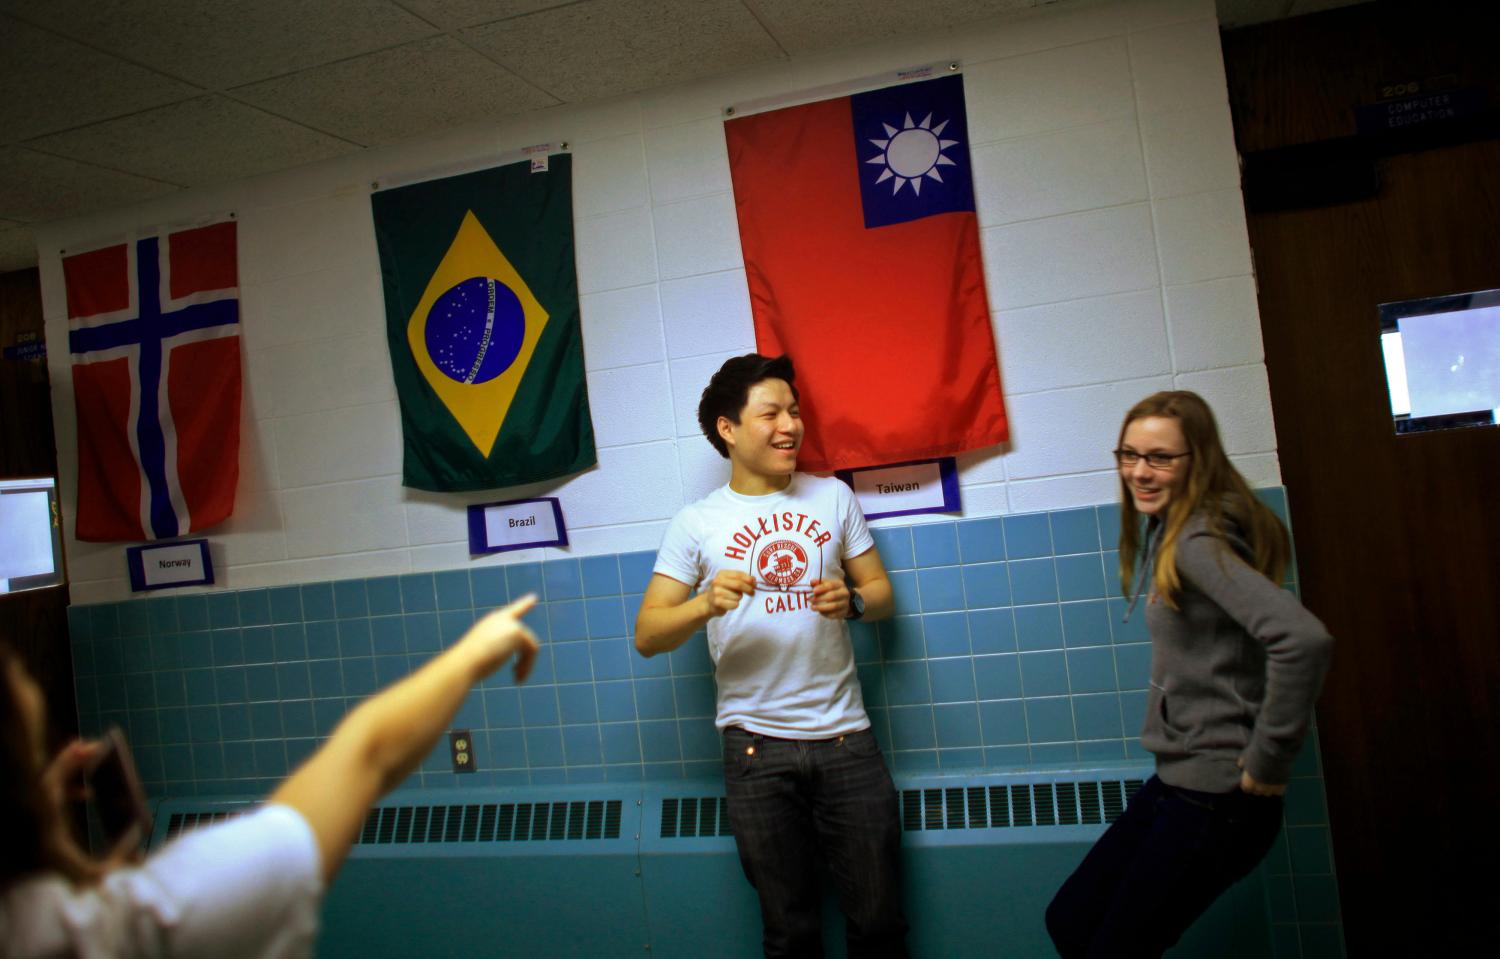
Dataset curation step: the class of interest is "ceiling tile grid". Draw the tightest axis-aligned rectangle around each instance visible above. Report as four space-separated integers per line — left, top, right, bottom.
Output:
0 0 1371 272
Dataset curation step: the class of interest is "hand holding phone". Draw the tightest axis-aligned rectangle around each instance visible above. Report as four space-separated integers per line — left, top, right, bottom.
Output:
84 728 153 853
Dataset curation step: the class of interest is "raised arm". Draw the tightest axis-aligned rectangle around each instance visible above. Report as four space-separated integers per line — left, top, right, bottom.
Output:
271 595 539 882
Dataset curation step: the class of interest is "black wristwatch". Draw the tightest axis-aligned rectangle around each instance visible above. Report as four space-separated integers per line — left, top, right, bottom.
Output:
846 588 865 621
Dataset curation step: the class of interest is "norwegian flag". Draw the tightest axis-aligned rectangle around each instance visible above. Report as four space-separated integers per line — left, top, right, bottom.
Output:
63 221 241 542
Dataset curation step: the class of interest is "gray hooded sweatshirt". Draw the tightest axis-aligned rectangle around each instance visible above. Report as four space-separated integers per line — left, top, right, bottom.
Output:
1129 506 1334 792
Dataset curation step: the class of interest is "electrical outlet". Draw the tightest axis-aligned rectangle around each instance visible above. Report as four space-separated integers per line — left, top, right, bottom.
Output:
449 729 476 774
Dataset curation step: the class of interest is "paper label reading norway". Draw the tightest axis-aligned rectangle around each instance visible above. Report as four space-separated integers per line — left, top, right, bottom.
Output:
141 542 207 586
484 501 560 548
851 462 946 514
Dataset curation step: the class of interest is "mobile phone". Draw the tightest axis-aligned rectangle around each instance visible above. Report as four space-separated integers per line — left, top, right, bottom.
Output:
87 727 153 849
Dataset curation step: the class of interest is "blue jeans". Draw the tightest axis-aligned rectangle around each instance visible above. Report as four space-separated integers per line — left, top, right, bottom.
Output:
1045 774 1284 958
722 726 908 959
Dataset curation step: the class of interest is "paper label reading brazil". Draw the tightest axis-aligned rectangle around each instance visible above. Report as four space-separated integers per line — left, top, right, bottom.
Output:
141 543 208 587
484 501 560 547
850 462 946 514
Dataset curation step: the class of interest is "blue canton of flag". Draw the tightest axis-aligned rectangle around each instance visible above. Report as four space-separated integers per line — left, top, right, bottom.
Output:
852 72 976 229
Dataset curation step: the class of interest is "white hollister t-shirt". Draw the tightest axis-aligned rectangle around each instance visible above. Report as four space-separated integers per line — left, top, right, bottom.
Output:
654 473 875 738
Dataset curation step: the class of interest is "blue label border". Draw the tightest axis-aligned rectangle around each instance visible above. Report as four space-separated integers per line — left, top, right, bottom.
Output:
467 497 569 555
125 539 214 592
834 457 961 520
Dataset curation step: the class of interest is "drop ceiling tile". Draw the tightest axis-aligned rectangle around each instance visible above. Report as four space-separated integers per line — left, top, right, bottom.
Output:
232 36 558 146
25 97 358 187
751 0 1036 54
0 224 38 272
400 0 576 29
461 0 783 103
0 15 202 144
0 147 181 222
0 0 438 89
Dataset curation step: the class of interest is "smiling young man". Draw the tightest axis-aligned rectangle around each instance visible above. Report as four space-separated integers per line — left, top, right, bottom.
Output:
634 353 907 959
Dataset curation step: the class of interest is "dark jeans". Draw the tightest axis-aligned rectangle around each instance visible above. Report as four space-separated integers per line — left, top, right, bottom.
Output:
722 725 908 959
1046 774 1284 958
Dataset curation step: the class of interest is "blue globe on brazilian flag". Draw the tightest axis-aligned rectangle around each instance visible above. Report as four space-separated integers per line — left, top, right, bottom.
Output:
373 155 594 491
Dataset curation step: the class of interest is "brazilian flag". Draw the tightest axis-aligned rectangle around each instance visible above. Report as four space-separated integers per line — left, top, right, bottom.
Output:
372 155 594 491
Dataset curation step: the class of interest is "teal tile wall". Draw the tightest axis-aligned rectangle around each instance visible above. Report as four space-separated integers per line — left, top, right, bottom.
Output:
65 489 1341 954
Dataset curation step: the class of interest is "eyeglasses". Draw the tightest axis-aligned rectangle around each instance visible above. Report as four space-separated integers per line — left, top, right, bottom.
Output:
1113 449 1191 470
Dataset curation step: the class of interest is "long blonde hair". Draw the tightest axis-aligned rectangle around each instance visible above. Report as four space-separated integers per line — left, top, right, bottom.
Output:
1117 391 1289 608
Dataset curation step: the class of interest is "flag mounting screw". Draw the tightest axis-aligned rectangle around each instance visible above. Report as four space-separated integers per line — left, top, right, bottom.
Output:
948 62 959 71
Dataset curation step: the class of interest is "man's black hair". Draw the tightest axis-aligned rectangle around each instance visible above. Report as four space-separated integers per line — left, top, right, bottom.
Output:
697 353 798 458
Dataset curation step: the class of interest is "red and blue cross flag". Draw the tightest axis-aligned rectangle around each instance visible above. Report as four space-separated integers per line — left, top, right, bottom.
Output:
725 71 1009 473
63 221 241 543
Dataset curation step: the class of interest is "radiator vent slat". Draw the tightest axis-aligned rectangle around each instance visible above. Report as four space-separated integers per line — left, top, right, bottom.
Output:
901 790 923 831
658 796 736 838
1101 781 1125 823
1057 782 1079 826
967 787 987 829
649 780 1142 838
702 780 1146 834
165 810 237 841
988 785 1009 828
1079 783 1102 825
1011 785 1033 827
236 798 626 845
944 788 966 829
444 805 465 843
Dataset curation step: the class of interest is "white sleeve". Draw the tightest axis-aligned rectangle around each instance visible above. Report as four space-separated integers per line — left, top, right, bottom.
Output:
147 803 323 959
2 803 326 959
839 483 875 560
653 507 704 589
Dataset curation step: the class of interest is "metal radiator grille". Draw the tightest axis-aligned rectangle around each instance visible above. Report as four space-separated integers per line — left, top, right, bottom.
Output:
353 799 623 844
899 779 1144 831
659 796 733 838
164 810 238 840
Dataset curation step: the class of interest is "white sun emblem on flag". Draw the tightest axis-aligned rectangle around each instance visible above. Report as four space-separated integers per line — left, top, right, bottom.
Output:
866 111 960 196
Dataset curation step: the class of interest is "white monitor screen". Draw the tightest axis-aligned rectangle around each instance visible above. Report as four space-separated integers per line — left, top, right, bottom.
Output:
0 477 65 594
1379 289 1500 434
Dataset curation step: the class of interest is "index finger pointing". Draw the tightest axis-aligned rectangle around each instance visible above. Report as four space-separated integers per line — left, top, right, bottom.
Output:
503 593 539 618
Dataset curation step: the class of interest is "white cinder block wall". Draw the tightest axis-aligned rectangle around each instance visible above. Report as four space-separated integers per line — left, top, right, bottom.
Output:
36 0 1275 604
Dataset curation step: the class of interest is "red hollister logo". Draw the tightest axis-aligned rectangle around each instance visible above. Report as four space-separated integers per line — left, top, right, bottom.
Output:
722 510 832 561
757 540 808 588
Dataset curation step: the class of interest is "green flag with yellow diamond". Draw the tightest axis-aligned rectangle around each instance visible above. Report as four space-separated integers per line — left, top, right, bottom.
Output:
372 155 595 491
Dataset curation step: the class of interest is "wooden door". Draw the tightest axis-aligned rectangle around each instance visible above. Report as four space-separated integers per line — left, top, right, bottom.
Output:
1223 4 1499 952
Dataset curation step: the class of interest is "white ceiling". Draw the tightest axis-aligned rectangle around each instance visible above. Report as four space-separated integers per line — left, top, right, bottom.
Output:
0 0 1364 273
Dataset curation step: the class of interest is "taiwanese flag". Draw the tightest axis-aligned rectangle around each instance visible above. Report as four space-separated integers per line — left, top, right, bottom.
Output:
725 72 1008 472
63 221 241 542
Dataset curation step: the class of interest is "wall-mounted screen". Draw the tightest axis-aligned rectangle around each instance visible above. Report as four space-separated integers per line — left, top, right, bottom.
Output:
0 476 66 594
1379 288 1500 434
